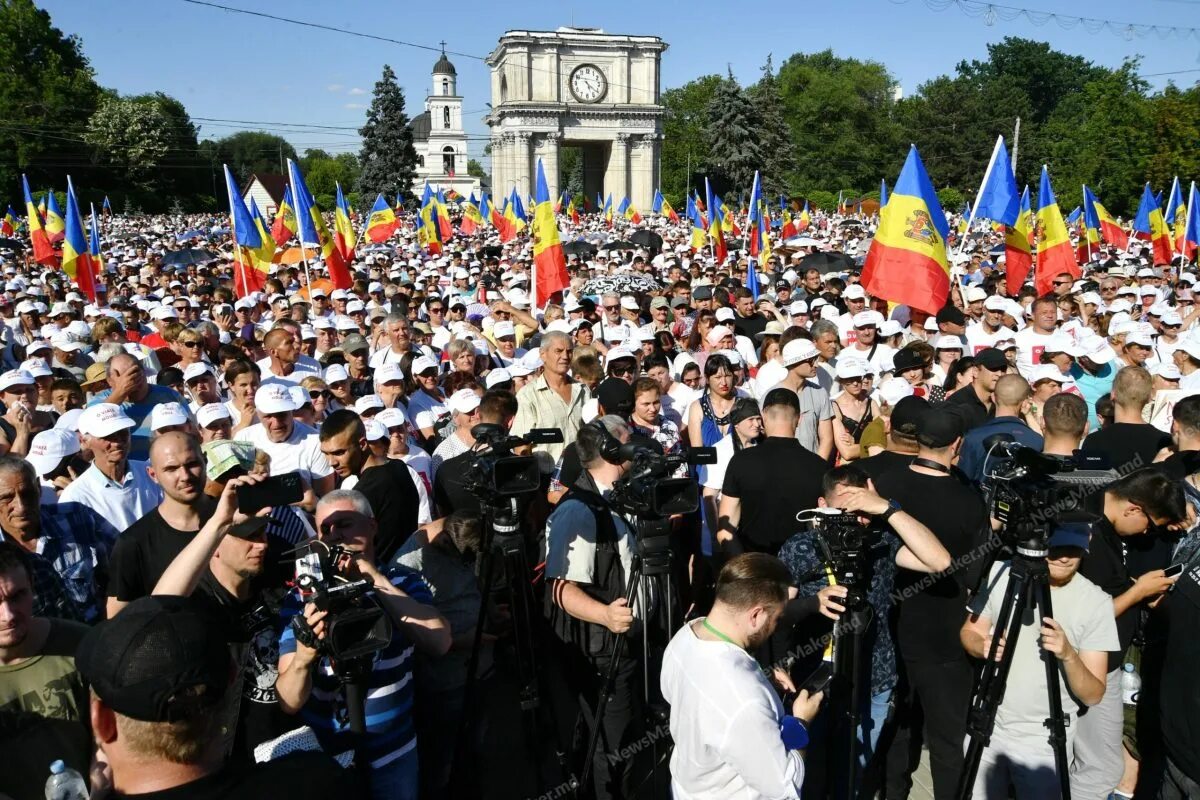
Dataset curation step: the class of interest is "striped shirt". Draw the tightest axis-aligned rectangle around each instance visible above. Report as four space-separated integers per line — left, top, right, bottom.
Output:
278 564 432 770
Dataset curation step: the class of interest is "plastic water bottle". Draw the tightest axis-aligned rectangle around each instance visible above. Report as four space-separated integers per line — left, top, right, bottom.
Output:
44 760 88 800
1121 663 1142 707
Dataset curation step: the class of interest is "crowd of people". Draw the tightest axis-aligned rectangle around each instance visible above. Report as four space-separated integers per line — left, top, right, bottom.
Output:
0 199 1199 800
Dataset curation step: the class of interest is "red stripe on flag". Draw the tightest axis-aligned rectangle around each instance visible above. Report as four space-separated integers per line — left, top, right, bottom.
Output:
860 242 950 316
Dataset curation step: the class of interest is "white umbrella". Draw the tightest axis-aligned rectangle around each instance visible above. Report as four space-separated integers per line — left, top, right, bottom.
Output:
783 236 822 248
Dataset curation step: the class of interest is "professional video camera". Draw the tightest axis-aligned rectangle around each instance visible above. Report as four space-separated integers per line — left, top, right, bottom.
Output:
462 423 564 500
289 539 392 664
797 508 879 609
608 443 702 517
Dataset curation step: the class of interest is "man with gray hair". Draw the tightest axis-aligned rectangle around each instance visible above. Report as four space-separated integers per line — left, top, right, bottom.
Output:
369 311 414 369
276 488 451 799
511 330 588 472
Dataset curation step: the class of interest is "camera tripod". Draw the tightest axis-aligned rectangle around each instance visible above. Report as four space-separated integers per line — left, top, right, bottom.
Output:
454 496 576 797
956 541 1072 800
580 513 678 797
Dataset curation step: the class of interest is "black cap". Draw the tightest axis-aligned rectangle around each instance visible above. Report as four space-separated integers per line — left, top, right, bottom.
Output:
775 281 791 292
730 397 762 426
77 595 232 723
918 405 965 448
596 377 634 417
692 285 714 300
975 347 1008 372
892 348 928 374
936 304 966 326
890 395 928 436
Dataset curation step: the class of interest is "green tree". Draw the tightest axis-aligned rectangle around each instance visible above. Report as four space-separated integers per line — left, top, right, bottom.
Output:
202 131 296 182
357 64 418 200
85 92 199 194
706 71 762 194
467 158 487 180
304 151 360 201
0 0 104 199
1144 84 1200 192
661 74 723 202
747 55 794 197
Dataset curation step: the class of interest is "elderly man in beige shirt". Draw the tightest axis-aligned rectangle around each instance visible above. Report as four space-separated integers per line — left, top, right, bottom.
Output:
511 331 589 472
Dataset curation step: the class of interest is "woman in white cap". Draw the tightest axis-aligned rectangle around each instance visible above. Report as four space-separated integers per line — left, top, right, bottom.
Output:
407 355 450 449
831 359 880 463
929 334 964 386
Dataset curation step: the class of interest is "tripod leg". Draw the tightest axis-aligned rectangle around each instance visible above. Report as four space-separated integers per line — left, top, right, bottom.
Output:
1034 577 1073 800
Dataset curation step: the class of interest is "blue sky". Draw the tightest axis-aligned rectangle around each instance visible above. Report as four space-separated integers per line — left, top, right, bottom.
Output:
39 0 1200 171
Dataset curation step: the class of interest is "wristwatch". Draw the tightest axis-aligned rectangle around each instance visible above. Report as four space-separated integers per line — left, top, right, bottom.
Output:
879 498 901 524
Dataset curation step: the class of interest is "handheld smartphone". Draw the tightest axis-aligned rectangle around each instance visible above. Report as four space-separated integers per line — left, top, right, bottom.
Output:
1165 563 1185 579
800 662 833 696
237 471 304 513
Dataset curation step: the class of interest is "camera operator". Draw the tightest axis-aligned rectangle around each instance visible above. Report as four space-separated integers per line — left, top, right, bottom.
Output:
662 553 825 799
874 406 988 800
544 415 647 800
275 490 451 800
960 524 1119 798
433 389 521 517
957 374 1042 484
777 465 950 781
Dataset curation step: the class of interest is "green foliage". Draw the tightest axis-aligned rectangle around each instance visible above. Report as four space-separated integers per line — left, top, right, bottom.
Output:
803 190 836 211
706 72 763 193
357 64 418 199
661 75 723 200
937 187 966 211
201 131 297 183
303 151 360 202
466 158 487 179
747 55 795 198
86 92 199 192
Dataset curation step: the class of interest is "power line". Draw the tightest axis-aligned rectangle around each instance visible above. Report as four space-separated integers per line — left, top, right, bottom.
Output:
887 0 1200 41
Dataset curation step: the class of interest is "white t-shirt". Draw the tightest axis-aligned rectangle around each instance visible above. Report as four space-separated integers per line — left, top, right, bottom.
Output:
1014 328 1058 379
400 448 434 498
965 322 1015 355
255 354 322 383
407 389 449 434
234 421 332 485
660 620 805 800
846 342 895 374
751 359 787 400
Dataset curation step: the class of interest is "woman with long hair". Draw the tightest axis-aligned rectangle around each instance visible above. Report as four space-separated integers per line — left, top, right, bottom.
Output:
222 358 261 432
686 353 739 448
831 360 881 462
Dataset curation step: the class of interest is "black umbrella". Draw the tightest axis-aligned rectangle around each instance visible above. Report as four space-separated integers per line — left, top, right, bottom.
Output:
0 237 25 251
629 229 663 251
600 240 637 251
838 219 866 228
161 248 218 267
478 245 502 259
562 240 598 258
798 251 856 274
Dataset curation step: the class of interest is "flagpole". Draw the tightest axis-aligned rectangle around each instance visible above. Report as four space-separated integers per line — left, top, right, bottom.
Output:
958 135 1003 260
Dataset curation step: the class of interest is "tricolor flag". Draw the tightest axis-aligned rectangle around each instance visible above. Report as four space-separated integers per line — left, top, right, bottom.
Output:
860 145 950 316
1167 177 1187 255
1185 182 1200 262
364 194 399 243
652 189 664 214
717 194 740 237
747 171 770 296
460 192 484 235
618 196 642 224
1004 186 1033 295
1034 165 1080 295
271 185 298 246
957 201 972 235
686 195 706 252
333 182 357 264
566 194 580 225
532 159 569 307
418 184 443 255
88 203 102 271
705 177 727 263
1 206 16 237
603 193 614 228
248 199 277 270
287 158 352 289
1083 186 1128 249
659 194 679 225
798 201 811 232
435 189 453 240
224 165 270 297
44 191 65 243
489 192 516 243
780 205 796 239
102 196 112 216
22 175 56 266
62 178 96 301
970 135 1020 226
507 188 527 233
1134 183 1173 265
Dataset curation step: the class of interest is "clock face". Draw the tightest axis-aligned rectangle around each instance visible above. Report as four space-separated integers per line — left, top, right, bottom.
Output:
570 64 607 103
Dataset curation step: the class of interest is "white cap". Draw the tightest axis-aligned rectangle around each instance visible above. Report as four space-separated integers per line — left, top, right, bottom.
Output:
255 384 300 414
149 305 178 320
485 368 513 388
930 334 963 351
355 394 384 414
964 286 988 303
331 289 349 300
149 402 190 431
376 407 408 428
1044 332 1083 357
1125 331 1155 348
26 429 80 476
50 332 81 353
183 362 213 383
54 407 83 432
506 288 531 308
196 403 232 428
78 403 136 437
411 355 439 375
787 300 809 316
300 324 317 341
1153 362 1183 380
1030 365 1068 385
448 388 482 414
835 358 872 380
604 347 638 368
983 295 1008 312
877 377 915 406
1078 334 1117 365
879 320 903 338
714 306 736 323
312 316 335 330
324 364 350 384
842 285 867 300
492 320 516 339
374 363 405 385
519 350 543 372
852 311 877 329
363 418 388 441
25 340 49 355
19 359 51 379
780 339 820 366
1162 311 1184 327
0 369 34 392
705 325 733 346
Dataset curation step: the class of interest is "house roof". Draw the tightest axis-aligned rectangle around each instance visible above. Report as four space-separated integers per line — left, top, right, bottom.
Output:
243 173 286 204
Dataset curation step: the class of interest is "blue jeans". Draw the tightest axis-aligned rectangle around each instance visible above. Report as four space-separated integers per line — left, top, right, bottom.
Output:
861 687 893 767
369 747 418 800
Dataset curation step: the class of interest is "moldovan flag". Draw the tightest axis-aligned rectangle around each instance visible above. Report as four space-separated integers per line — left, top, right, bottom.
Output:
88 203 102 272
780 205 796 239
1 206 15 236
532 159 569 307
1077 186 1104 263
1134 183 1173 266
860 145 950 316
224 165 269 297
489 193 516 243
686 196 706 252
102 196 111 216
603 193 614 228
1005 186 1033 295
43 191 65 243
460 193 484 235
1083 186 1128 249
1184 182 1200 262
798 201 811 231
1034 165 1080 295
418 184 443 256
747 171 767 259
287 158 352 289
705 178 727 263
880 179 889 208
364 194 399 243
618 197 642 224
507 189 527 233
1167 177 1187 255
566 194 580 225
435 189 454 241
333 182 357 264
970 135 1020 226
660 197 678 225
248 199 277 270
22 175 56 266
62 178 96 301
272 185 298 246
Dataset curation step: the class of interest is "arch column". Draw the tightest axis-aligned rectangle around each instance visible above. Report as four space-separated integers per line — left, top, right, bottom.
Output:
537 132 562 200
605 132 632 204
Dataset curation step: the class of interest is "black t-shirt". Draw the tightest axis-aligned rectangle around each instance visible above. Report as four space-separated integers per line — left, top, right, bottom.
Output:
355 460 420 563
193 568 292 763
110 751 360 800
1159 548 1200 782
1077 515 1137 673
1081 422 1171 475
855 449 917 481
1156 449 1200 481
942 388 991 431
721 437 826 555
873 467 988 663
733 312 767 341
109 500 217 603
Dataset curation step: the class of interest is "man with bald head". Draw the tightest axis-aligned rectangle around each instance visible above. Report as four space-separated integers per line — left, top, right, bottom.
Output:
957 373 1044 483
260 328 304 386
106 431 214 617
89 350 183 460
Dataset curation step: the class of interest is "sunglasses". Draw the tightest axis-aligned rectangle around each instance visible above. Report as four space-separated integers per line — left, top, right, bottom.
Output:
309 390 328 400
610 364 636 377
180 341 202 349
1053 280 1071 287
428 308 444 314
603 305 619 311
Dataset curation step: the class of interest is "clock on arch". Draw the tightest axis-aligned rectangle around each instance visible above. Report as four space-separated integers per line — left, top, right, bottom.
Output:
569 64 608 103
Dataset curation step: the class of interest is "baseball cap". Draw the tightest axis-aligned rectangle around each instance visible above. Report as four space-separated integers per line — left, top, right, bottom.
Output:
182 362 213 383
254 384 300 415
835 359 872 380
78 403 136 438
149 402 190 432
376 407 408 428
843 285 867 300
780 338 820 366
485 368 513 388
705 325 733 346
76 595 233 723
448 388 482 415
983 295 1009 312
890 396 929 435
1152 363 1182 381
596 377 634 417
340 334 370 354
964 286 988 303
1047 521 1091 552
492 320 516 339
374 363 404 385
364 419 388 441
1031 365 1068 385
877 377 914 407
411 356 439 375
604 347 638 368
930 334 964 352
0 369 34 392
196 403 231 429
19 358 51 379
26 429 80 477
852 311 877 329
974 348 1009 372
917 405 965 448
650 296 670 310
324 364 350 384
1125 331 1155 348
50 333 81 353
355 394 384 414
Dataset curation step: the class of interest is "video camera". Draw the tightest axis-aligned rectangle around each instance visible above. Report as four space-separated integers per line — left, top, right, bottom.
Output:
289 539 392 664
797 508 879 608
462 423 564 499
609 443 705 517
